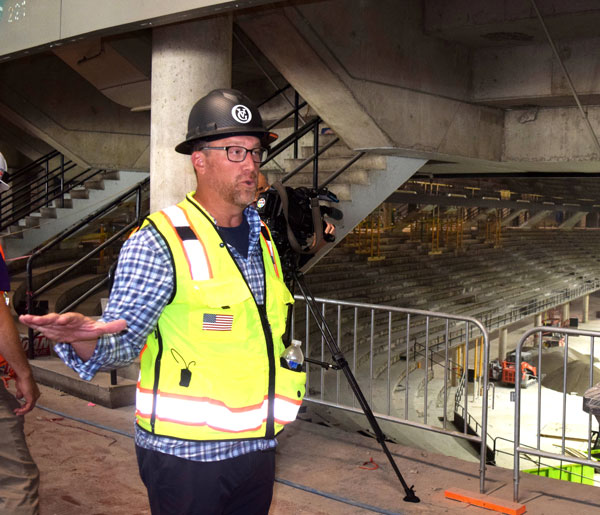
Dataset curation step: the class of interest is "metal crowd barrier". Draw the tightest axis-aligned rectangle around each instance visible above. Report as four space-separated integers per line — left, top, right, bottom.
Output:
291 295 490 493
512 326 600 501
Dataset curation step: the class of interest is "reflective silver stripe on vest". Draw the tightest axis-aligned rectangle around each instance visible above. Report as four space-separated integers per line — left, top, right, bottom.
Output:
161 205 212 280
136 389 301 432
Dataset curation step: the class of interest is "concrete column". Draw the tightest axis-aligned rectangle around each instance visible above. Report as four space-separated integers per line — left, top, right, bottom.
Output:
583 294 590 323
562 302 570 323
498 327 508 361
150 16 232 211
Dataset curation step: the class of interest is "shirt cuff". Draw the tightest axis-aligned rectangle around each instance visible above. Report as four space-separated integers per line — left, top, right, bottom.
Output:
53 335 116 381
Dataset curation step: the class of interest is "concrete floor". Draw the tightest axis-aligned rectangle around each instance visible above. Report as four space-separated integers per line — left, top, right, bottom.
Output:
18 294 600 513
18 380 600 515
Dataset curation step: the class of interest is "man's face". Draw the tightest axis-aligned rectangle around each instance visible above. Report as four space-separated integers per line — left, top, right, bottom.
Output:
194 135 261 209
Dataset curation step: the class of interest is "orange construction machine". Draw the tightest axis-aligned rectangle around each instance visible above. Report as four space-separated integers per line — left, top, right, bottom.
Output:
501 350 537 388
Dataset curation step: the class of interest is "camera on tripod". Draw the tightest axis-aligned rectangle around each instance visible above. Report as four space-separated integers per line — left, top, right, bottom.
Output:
257 182 419 502
255 182 342 282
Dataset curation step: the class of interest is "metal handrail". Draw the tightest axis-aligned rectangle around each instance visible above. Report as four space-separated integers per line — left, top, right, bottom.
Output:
512 325 600 501
1 162 78 225
259 85 366 191
1 166 105 231
0 151 73 220
25 177 149 359
8 150 60 181
0 148 110 232
292 294 490 494
8 160 76 204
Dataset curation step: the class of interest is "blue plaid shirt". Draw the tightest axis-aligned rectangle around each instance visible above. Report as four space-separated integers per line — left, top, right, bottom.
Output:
55 200 277 461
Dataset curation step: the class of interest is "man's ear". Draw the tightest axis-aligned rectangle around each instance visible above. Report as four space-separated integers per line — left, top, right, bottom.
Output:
191 151 205 174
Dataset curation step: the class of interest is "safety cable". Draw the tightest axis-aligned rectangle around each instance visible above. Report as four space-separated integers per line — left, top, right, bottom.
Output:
275 478 403 515
529 0 600 154
35 403 403 514
36 404 134 439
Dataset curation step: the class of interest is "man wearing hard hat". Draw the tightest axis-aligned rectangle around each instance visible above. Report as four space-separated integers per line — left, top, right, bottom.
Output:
21 90 305 514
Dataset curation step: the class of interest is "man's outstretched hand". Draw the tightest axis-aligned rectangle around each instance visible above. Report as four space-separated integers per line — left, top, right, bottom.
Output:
19 312 127 343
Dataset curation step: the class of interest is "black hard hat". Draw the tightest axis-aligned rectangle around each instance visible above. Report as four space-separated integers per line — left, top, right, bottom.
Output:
175 88 278 155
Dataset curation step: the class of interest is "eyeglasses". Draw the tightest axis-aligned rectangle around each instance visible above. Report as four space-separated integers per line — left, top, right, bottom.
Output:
200 146 267 164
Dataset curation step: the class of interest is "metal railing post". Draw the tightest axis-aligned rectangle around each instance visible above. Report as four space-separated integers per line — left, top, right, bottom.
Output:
513 325 600 501
294 91 299 159
59 154 65 208
44 158 50 207
291 295 490 492
312 121 319 189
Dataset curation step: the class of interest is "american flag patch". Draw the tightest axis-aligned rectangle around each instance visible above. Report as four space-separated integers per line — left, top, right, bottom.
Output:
202 313 234 331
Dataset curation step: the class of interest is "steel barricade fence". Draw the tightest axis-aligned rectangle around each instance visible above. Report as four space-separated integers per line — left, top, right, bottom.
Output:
291 294 491 493
513 326 600 502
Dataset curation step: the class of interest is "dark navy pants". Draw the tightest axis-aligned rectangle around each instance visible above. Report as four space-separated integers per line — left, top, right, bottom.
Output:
136 445 276 515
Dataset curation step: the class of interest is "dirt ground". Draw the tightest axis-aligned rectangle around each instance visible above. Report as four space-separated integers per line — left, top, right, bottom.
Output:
20 384 150 515
14 380 600 515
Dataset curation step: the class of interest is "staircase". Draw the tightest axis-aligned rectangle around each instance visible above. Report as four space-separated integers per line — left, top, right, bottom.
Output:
1 151 148 260
261 131 426 269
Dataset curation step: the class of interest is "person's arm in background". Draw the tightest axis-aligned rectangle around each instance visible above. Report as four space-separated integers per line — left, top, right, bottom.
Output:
0 299 40 415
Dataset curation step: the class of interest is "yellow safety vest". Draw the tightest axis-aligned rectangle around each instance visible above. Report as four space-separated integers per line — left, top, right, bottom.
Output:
135 194 305 441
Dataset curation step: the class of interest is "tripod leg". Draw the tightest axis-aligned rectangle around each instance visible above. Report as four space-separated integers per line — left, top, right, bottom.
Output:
294 272 420 503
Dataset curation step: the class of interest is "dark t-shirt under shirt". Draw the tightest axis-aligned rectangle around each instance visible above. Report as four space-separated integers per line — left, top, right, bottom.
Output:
216 215 250 259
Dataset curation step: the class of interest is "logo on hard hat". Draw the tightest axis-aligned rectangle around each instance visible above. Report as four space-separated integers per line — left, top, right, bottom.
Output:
231 105 252 124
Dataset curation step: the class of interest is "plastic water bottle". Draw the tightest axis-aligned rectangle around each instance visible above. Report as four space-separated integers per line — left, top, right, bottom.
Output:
281 339 304 371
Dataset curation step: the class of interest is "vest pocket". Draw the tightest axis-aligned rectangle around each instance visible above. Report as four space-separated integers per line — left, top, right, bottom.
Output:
274 365 306 424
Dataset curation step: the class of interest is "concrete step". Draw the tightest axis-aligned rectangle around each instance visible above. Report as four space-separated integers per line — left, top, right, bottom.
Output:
48 198 73 209
84 179 105 190
24 216 40 228
70 188 89 199
29 356 136 409
40 207 57 218
285 154 387 173
300 143 354 159
280 168 370 186
6 226 23 238
102 170 120 180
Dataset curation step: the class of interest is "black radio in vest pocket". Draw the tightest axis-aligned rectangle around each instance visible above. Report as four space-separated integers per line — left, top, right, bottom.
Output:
179 368 192 387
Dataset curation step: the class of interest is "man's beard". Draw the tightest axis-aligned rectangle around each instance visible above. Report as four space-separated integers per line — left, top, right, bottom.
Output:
215 174 256 209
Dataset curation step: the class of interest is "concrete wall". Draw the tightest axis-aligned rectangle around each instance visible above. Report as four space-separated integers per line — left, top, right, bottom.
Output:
0 53 150 170
239 0 505 163
0 0 279 59
3 0 600 175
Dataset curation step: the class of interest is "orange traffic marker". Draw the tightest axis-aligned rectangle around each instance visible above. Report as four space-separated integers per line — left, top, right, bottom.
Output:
445 488 526 515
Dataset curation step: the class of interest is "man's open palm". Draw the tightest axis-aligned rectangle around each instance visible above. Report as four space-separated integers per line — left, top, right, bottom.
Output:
19 312 127 343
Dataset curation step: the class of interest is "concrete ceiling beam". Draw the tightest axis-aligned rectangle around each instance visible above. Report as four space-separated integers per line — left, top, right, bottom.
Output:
504 105 600 166
424 0 600 46
238 3 504 164
472 37 600 108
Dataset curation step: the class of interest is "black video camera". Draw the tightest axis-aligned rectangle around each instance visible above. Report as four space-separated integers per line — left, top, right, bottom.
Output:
256 183 342 281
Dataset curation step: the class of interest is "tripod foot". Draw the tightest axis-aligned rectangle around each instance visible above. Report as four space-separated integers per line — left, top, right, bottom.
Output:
403 486 420 503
